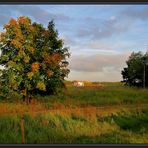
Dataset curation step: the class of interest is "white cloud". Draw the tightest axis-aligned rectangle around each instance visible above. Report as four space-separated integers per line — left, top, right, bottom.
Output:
68 51 130 73
67 70 122 82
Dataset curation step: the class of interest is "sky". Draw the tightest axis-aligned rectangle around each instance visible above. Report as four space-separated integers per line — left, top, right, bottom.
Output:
0 5 148 82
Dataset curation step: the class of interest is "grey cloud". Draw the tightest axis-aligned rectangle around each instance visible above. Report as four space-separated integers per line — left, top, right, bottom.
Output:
15 6 70 24
69 52 130 72
77 17 127 40
0 5 70 28
77 7 148 40
121 7 148 20
68 69 122 82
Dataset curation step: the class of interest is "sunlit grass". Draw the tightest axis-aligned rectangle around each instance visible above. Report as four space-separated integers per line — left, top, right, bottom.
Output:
0 107 148 143
0 82 148 143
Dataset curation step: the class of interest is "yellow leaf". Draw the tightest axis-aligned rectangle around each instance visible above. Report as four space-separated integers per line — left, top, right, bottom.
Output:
27 72 34 80
36 82 46 91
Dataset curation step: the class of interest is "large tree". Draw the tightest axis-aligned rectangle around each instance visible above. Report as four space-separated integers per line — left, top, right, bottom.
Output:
121 51 148 87
0 16 70 103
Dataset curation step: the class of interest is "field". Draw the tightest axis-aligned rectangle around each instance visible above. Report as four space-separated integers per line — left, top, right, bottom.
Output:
0 82 148 144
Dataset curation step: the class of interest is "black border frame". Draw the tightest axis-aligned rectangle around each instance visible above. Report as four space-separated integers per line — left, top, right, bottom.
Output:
0 0 148 147
0 0 148 4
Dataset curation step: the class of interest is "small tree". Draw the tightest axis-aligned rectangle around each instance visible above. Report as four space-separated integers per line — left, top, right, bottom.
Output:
121 51 148 87
0 16 70 103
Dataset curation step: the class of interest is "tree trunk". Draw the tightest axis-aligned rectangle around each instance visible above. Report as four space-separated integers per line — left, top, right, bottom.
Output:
25 95 32 105
23 89 32 105
23 96 30 105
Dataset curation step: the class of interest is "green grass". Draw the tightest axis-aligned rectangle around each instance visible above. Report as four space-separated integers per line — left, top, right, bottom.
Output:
63 85 148 107
70 133 130 144
0 82 148 144
0 108 148 143
113 111 148 134
99 109 148 132
0 115 21 144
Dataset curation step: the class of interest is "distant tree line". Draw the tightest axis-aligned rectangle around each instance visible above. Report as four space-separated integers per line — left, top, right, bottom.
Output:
121 51 148 87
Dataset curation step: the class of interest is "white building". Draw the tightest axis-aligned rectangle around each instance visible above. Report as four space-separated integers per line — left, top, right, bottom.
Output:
73 81 84 87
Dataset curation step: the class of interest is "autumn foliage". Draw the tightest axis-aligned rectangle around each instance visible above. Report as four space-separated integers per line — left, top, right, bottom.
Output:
0 16 70 102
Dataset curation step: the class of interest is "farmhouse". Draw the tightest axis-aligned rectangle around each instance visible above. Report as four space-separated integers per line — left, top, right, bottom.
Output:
73 81 84 87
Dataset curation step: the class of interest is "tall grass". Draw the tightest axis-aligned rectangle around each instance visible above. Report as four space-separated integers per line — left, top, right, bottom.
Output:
0 115 21 143
20 112 119 144
0 107 148 143
0 82 148 143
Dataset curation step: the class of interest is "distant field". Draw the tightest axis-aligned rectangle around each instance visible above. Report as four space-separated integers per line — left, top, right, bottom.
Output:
0 82 148 144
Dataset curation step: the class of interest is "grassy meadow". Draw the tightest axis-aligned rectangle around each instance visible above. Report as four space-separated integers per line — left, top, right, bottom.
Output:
0 82 148 144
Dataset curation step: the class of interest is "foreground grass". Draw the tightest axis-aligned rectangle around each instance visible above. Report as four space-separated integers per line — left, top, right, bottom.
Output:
0 107 148 144
0 82 148 144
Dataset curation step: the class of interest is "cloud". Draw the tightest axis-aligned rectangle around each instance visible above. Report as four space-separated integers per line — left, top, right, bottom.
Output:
68 52 130 73
0 5 70 28
87 41 114 50
67 69 123 82
70 40 123 55
121 7 148 20
77 17 128 40
15 6 70 24
76 7 148 41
